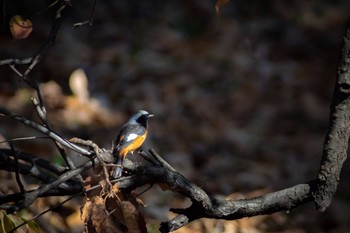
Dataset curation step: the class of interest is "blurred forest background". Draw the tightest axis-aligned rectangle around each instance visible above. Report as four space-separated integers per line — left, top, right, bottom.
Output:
1 0 350 232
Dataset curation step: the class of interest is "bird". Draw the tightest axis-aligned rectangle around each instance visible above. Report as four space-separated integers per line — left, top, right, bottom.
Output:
112 110 153 178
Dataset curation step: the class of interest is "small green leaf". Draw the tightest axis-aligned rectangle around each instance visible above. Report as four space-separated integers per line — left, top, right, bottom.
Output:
27 220 41 233
2 212 16 233
19 216 41 233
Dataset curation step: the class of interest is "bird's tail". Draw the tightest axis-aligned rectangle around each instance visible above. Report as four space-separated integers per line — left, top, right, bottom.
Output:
113 149 124 178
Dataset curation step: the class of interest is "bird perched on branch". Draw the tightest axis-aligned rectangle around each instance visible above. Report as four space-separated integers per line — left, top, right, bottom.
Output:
112 110 154 178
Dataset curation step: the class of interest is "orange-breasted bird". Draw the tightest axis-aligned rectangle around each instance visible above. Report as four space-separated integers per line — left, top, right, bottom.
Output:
112 110 153 178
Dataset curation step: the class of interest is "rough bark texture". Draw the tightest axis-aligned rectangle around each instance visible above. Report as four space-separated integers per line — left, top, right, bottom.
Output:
313 20 350 211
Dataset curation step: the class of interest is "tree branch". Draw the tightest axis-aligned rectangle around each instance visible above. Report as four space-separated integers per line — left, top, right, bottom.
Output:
20 0 69 80
0 108 92 155
5 159 92 214
72 0 98 28
113 150 316 232
0 149 83 203
313 19 350 211
0 57 32 66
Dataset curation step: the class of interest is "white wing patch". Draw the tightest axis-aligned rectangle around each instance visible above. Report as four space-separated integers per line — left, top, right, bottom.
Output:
126 133 138 142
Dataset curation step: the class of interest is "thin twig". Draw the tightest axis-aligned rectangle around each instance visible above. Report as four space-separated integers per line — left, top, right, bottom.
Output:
139 150 159 165
73 0 98 28
7 175 113 233
0 148 67 175
0 57 32 66
0 136 51 144
31 97 46 121
8 192 82 233
32 96 76 170
6 159 93 214
11 145 25 194
69 137 113 188
19 1 68 81
9 65 24 77
0 108 91 155
149 149 176 172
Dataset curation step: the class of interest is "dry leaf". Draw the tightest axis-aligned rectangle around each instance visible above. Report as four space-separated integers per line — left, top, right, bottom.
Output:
82 196 122 233
81 169 147 233
121 201 147 233
9 15 33 39
106 186 147 233
215 0 231 15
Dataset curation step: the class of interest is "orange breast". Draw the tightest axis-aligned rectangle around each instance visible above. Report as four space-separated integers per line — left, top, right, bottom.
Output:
119 130 148 157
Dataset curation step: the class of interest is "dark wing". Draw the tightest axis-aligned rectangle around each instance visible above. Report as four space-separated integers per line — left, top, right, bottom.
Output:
114 123 146 151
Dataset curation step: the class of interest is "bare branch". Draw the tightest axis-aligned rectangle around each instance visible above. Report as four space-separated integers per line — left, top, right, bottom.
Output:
32 92 77 171
8 175 117 233
160 183 314 232
19 0 69 80
313 20 350 211
0 136 51 143
0 148 66 175
5 159 92 214
11 146 25 194
0 107 92 155
0 149 80 192
72 0 98 28
0 57 32 66
31 97 47 121
9 65 24 77
0 144 113 213
8 193 80 233
110 147 339 232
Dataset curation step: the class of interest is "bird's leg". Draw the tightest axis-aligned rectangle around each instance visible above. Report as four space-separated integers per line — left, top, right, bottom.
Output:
113 151 126 178
130 151 141 167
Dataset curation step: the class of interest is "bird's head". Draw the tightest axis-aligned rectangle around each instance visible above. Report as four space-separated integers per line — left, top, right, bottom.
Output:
129 110 154 127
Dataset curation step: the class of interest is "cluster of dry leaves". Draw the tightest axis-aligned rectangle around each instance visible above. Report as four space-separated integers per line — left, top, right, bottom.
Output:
82 167 146 233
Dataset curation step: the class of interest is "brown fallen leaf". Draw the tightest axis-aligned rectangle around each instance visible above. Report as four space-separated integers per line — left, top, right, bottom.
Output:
9 15 33 39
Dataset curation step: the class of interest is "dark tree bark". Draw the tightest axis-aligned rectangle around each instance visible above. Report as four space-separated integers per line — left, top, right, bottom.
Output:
313 20 350 211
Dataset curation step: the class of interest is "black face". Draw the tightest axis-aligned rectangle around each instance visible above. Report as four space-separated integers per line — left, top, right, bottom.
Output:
136 114 151 127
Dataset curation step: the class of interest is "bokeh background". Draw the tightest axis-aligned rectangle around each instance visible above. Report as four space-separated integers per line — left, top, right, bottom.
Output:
1 0 350 232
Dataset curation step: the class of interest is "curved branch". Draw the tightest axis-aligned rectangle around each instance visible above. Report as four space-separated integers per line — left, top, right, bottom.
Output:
115 150 316 232
313 19 350 211
5 159 92 214
0 108 92 155
0 147 112 213
0 149 67 174
0 57 32 66
20 0 69 79
160 182 314 232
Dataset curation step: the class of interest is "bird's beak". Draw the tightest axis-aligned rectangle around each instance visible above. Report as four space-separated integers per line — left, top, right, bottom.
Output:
148 114 154 118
